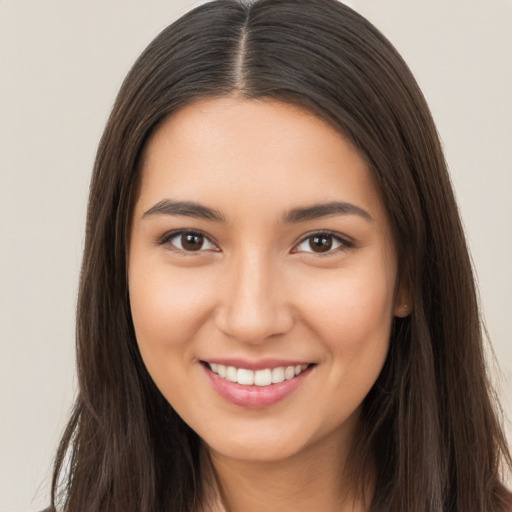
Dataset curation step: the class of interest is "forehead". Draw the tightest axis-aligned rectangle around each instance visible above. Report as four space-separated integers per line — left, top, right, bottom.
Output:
137 96 386 224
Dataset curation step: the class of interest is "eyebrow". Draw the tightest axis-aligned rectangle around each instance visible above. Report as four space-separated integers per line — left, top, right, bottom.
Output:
282 202 373 223
142 199 372 223
143 199 225 221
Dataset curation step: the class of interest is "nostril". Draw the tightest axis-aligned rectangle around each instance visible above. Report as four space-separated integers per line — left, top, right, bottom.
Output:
214 303 294 345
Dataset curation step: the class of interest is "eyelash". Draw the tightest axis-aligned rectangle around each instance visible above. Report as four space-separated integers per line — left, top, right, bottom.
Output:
158 229 354 255
158 230 220 253
292 230 354 255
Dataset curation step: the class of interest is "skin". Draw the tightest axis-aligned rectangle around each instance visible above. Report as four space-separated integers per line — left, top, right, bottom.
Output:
128 97 409 512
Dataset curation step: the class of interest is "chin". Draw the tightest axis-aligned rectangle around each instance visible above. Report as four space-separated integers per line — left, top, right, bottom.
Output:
207 436 306 463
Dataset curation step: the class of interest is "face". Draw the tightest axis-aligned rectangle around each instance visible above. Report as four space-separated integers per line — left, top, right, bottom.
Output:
128 97 408 463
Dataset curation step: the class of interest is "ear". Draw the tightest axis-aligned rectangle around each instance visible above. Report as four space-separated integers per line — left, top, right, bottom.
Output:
394 271 412 318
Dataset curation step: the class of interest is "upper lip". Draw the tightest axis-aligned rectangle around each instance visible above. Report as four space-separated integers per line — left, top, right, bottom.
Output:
201 358 314 371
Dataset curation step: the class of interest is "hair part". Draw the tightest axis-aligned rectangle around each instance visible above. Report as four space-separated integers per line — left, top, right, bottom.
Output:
50 1 511 511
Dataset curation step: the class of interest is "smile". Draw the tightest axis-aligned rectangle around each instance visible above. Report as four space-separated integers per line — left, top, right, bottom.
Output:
207 362 309 387
203 360 314 408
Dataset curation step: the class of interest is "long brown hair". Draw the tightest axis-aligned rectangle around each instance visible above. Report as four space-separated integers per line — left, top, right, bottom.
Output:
50 1 511 510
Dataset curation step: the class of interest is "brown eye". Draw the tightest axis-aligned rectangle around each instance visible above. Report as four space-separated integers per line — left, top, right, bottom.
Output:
181 233 204 251
165 231 217 252
309 235 333 253
295 232 346 254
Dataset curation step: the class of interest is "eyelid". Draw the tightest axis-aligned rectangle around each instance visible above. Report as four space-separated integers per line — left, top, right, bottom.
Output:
291 230 354 255
157 229 353 255
158 229 220 253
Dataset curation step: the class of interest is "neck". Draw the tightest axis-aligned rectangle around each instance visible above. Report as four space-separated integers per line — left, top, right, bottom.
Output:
204 423 373 512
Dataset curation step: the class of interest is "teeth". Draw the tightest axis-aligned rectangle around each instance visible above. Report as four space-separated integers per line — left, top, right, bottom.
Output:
237 368 254 385
226 366 237 382
271 367 285 384
209 363 309 387
254 369 272 386
284 366 295 380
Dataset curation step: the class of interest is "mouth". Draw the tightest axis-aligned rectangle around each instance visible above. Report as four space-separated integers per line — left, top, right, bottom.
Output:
205 362 310 387
201 360 315 408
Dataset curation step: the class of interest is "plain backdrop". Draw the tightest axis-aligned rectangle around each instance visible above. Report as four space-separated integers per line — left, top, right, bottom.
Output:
1 1 511 511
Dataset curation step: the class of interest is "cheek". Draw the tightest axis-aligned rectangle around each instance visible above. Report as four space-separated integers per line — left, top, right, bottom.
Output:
303 267 394 419
128 262 223 419
297 261 395 361
128 258 217 371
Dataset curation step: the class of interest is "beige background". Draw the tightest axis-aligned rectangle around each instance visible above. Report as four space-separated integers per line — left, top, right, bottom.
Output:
0 1 510 510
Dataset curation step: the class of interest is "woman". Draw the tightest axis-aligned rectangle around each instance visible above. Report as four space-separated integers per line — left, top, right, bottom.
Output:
48 0 511 511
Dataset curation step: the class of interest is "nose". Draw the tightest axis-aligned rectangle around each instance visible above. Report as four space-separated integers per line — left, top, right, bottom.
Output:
215 250 294 345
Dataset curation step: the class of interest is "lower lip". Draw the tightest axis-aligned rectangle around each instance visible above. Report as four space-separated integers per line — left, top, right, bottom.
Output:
203 365 312 409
